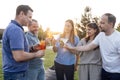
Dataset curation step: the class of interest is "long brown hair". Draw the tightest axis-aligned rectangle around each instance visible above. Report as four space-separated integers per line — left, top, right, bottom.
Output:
85 23 100 42
60 19 75 44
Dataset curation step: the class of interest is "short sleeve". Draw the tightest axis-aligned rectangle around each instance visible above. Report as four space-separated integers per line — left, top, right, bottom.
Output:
74 36 80 46
8 27 24 50
92 32 102 46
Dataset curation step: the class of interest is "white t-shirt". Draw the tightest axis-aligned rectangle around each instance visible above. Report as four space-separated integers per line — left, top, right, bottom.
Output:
92 30 120 73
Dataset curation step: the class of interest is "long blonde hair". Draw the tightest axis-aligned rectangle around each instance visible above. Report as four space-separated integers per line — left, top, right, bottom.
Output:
60 19 75 44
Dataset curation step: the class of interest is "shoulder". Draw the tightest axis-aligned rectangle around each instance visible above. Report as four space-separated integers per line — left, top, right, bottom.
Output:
5 24 23 38
8 23 23 34
81 38 86 42
115 30 120 35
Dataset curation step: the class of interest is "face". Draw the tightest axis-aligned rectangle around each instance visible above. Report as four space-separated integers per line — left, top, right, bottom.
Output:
22 10 33 26
64 22 73 33
28 21 39 34
99 15 111 32
86 27 96 37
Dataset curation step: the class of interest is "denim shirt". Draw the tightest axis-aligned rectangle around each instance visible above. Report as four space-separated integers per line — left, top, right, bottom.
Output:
25 32 43 68
55 36 79 65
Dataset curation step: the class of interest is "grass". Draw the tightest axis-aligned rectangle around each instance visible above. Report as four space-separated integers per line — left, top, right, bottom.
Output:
0 49 78 80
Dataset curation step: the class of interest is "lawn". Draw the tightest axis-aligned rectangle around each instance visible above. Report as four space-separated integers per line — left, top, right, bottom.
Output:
0 49 78 80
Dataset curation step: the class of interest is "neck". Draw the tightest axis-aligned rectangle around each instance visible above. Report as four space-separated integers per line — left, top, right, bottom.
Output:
65 33 70 39
105 28 114 36
89 35 94 40
15 17 22 26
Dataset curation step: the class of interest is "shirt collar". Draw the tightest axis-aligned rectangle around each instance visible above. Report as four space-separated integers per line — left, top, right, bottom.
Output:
11 20 24 31
28 31 36 37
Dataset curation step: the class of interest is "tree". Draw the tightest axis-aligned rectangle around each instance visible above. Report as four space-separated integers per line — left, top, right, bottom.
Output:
116 23 120 32
75 6 99 39
38 25 45 40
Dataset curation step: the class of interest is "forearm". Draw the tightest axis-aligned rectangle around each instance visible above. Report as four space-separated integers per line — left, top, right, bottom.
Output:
12 50 44 62
74 43 96 52
19 52 36 61
13 51 36 62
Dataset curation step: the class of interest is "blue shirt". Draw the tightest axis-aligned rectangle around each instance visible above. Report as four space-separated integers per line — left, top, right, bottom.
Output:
25 32 43 68
55 36 79 65
2 20 29 72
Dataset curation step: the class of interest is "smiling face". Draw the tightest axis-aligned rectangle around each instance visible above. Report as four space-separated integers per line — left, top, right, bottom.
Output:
64 21 73 33
86 27 97 37
28 20 39 35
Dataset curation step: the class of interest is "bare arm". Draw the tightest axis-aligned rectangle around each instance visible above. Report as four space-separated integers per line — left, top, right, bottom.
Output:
65 42 98 52
12 50 45 62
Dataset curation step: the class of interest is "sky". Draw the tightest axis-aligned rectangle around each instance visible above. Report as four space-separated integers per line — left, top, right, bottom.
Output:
0 0 120 32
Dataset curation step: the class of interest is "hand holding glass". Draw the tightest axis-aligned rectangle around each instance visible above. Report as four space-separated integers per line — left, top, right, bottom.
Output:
34 40 46 50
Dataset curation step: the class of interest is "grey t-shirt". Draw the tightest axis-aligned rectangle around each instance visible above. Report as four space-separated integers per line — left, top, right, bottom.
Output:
78 38 102 65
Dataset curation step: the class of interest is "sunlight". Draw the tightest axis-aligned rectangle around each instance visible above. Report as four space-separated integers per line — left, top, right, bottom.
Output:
0 0 120 32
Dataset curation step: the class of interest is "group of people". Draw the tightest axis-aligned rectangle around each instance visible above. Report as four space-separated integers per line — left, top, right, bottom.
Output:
1 4 120 80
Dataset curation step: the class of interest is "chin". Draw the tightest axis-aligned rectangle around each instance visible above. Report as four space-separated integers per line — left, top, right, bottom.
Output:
101 30 105 32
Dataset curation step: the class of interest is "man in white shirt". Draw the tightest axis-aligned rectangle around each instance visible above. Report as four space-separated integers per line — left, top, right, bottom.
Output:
66 13 120 80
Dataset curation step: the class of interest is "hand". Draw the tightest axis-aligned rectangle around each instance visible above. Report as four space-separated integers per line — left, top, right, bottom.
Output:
51 38 57 46
64 43 73 50
35 50 45 58
33 44 41 51
59 40 64 48
74 64 78 71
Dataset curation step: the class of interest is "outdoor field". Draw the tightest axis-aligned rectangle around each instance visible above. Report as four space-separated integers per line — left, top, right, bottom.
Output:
0 46 78 80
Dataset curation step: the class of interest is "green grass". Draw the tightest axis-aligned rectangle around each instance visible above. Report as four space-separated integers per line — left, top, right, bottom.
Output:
0 52 3 80
0 49 78 80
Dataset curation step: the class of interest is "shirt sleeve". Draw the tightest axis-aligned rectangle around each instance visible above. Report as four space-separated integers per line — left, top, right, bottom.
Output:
92 32 102 46
8 28 24 50
74 36 80 46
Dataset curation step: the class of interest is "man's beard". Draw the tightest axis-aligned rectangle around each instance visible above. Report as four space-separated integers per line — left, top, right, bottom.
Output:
99 26 105 32
101 29 105 32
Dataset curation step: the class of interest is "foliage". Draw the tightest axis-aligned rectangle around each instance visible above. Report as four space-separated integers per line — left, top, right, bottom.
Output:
76 6 100 39
116 23 120 32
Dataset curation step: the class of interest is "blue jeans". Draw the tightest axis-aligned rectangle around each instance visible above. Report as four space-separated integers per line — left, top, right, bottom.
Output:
25 63 45 80
4 71 26 80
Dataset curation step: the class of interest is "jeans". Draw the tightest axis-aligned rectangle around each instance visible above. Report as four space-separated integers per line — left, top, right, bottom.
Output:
4 71 26 80
55 61 74 80
25 62 45 80
101 68 120 80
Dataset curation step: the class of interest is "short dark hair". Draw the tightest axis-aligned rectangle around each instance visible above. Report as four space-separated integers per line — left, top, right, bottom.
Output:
28 19 38 27
104 13 116 27
16 5 33 16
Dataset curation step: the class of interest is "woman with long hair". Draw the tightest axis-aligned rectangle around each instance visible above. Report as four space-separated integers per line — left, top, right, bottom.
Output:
53 19 79 80
76 23 102 80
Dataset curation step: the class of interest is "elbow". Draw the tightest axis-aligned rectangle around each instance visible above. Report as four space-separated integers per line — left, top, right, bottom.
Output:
13 55 25 62
14 57 23 62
